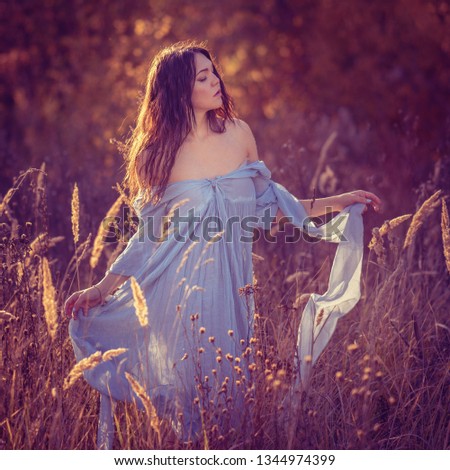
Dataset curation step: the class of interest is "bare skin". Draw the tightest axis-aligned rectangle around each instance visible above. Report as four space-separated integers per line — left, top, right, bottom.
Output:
64 51 383 320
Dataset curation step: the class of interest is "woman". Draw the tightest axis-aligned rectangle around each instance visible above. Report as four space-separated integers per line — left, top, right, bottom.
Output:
64 40 382 449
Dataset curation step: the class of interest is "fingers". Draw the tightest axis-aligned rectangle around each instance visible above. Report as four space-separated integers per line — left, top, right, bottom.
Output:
365 192 383 209
65 293 79 318
66 291 89 320
357 190 383 213
72 296 89 320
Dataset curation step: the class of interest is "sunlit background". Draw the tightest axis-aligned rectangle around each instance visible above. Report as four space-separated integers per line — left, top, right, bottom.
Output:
1 0 449 450
2 0 450 232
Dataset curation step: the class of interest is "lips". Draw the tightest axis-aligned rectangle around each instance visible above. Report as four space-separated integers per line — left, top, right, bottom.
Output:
214 89 221 97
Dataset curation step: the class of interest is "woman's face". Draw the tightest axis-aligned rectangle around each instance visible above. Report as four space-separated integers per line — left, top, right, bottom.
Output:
191 52 222 112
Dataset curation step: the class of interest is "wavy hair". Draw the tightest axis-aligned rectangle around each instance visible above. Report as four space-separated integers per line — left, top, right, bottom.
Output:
120 40 237 209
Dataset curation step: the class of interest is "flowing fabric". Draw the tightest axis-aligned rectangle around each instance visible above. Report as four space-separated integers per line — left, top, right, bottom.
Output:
69 159 365 447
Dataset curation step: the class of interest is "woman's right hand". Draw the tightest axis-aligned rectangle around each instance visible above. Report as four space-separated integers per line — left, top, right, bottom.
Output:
64 286 103 320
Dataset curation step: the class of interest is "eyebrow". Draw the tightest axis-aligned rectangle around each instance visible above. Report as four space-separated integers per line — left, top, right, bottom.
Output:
196 66 212 76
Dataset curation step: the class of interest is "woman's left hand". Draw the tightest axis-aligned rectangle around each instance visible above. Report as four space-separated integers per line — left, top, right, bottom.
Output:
336 190 383 214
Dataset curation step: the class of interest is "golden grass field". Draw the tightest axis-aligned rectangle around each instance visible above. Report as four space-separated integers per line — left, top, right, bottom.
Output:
0 162 449 450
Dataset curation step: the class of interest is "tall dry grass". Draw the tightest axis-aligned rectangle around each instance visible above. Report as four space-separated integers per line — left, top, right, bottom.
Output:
0 161 448 450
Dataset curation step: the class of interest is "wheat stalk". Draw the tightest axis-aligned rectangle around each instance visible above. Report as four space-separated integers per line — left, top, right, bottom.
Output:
130 276 149 327
64 351 103 389
441 198 450 274
63 348 129 390
368 214 412 252
102 348 128 361
0 168 41 216
35 162 46 209
41 257 58 340
90 195 124 269
71 183 80 244
0 310 16 322
403 190 442 249
125 372 161 439
378 214 412 237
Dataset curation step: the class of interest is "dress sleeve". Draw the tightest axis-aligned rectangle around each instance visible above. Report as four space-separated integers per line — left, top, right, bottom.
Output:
106 203 165 278
106 192 210 286
253 166 366 388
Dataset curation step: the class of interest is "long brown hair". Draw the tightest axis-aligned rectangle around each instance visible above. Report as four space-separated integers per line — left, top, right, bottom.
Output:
121 40 237 209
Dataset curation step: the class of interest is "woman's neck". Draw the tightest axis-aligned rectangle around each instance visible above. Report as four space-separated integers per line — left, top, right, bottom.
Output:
189 111 211 141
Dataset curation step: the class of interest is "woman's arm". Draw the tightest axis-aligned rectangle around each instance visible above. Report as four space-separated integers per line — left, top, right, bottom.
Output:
300 191 382 218
238 119 382 224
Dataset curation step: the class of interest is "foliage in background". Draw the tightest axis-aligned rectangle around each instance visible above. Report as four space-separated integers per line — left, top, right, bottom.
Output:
1 0 449 450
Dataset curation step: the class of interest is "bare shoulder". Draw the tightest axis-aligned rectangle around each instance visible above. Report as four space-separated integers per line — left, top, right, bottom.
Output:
227 118 259 163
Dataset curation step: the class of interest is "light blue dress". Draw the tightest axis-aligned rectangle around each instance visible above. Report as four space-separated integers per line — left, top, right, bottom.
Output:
69 159 365 448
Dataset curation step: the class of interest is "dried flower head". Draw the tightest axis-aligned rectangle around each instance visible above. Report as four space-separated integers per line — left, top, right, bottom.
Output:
41 257 58 340
403 190 441 249
130 276 149 327
90 195 124 269
71 183 80 244
64 351 102 389
125 372 160 438
441 198 450 274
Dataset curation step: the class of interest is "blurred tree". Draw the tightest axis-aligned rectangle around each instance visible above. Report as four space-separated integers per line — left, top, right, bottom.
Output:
1 0 448 246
